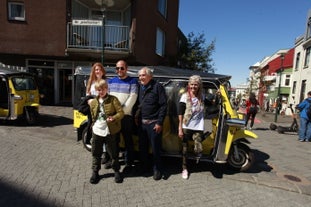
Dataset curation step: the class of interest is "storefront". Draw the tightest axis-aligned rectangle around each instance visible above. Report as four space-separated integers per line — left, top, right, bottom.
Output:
27 59 90 105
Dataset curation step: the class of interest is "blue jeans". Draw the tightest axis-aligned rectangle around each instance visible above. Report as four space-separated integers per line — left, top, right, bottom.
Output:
138 122 162 172
299 117 311 141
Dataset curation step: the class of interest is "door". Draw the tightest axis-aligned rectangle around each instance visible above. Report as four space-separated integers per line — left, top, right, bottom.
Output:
59 69 72 105
0 76 9 118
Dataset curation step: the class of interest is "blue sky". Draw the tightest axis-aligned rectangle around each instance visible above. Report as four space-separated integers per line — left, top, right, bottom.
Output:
178 0 311 87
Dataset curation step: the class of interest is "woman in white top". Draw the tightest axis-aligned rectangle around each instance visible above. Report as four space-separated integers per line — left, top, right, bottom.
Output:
178 75 205 179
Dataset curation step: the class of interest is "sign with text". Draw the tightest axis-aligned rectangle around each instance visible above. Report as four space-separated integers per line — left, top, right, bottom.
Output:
72 20 102 26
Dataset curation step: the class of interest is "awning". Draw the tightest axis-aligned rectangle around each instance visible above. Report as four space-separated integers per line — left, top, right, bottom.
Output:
263 76 276 81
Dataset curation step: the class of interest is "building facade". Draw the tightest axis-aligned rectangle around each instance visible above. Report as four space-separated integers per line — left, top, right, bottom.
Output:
0 0 183 105
291 9 311 106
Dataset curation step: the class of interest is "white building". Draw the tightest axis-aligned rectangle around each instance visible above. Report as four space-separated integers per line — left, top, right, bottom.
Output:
291 9 311 106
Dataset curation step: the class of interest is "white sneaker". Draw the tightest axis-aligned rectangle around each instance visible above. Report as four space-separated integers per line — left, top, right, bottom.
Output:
182 169 188 179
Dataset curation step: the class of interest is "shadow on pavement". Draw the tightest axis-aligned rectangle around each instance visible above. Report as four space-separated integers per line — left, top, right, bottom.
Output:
0 180 55 207
0 113 72 127
139 149 274 180
37 113 73 127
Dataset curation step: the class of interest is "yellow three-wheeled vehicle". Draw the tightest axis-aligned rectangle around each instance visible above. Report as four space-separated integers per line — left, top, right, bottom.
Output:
0 68 40 125
73 66 258 171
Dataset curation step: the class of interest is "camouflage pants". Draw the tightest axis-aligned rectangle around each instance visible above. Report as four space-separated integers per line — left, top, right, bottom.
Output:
182 129 203 169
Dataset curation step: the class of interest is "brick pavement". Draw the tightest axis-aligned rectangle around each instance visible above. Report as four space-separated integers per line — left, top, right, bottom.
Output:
0 106 311 206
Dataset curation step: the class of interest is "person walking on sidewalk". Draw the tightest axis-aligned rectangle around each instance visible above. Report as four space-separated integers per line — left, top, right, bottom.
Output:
108 60 138 174
89 79 124 184
296 91 311 142
244 92 259 130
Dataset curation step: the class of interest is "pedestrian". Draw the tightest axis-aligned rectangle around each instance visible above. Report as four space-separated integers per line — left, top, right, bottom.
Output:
85 63 112 168
178 75 205 180
135 67 167 181
244 92 259 130
88 79 124 184
296 91 311 142
108 60 138 173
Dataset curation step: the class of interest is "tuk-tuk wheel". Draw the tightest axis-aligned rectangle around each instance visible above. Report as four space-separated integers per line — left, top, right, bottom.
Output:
82 127 92 152
25 108 38 125
269 123 277 130
227 143 254 172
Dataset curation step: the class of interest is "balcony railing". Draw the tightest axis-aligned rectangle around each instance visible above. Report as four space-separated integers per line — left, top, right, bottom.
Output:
67 22 129 51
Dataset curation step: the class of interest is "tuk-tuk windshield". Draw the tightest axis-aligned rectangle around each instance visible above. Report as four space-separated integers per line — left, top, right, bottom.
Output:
12 76 37 91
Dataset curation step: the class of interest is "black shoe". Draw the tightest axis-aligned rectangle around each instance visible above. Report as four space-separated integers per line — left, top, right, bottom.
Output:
114 171 123 183
89 171 100 184
122 164 132 174
153 170 162 181
104 161 112 169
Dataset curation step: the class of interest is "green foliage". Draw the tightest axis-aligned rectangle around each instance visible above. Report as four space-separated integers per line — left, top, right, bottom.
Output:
180 32 216 73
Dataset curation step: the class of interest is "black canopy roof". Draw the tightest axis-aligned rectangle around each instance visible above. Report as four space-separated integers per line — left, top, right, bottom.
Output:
75 65 231 86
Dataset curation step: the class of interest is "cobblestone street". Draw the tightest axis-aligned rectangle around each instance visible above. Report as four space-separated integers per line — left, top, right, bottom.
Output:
0 106 311 207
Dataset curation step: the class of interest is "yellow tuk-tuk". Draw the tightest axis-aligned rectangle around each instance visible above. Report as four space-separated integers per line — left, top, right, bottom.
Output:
73 66 258 171
0 68 40 125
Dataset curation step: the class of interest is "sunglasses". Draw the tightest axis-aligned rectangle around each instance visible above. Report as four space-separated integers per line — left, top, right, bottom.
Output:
116 67 125 71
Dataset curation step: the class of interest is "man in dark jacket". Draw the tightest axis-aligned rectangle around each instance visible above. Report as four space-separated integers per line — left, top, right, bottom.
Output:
135 67 167 180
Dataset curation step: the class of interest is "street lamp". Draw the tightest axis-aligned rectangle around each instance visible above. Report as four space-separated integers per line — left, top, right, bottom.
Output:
274 53 285 122
95 0 115 64
101 5 105 65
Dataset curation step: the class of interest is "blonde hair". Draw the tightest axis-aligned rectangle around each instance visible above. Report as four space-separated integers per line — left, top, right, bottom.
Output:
94 79 108 90
188 75 203 97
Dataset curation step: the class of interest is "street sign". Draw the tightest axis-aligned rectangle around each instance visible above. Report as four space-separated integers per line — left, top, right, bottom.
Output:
72 19 102 26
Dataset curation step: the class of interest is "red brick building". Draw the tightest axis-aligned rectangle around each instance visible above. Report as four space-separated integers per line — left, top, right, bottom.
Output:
0 0 184 105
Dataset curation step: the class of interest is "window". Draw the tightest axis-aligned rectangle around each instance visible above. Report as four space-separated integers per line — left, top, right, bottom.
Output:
292 81 296 94
156 28 165 56
304 47 311 68
307 17 311 39
285 75 290 86
158 0 167 18
8 2 25 21
295 52 300 70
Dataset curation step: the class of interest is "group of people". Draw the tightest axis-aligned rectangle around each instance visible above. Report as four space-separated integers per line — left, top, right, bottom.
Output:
243 91 311 142
84 60 209 184
84 60 311 185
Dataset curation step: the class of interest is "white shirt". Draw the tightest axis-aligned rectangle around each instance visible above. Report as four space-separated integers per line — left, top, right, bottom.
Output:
180 93 204 131
92 98 110 137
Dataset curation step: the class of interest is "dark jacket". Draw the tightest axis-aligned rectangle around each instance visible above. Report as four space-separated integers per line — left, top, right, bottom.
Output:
137 79 167 126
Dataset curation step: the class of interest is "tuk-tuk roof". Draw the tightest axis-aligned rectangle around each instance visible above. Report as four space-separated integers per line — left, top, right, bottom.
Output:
0 68 32 77
75 65 231 85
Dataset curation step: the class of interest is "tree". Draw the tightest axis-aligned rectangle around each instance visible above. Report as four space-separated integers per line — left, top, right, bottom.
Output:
180 32 216 73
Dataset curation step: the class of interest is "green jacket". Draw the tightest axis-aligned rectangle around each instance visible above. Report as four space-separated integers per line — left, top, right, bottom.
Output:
89 94 124 135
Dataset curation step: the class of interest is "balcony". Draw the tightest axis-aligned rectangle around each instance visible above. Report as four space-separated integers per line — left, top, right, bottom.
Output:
66 21 130 60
